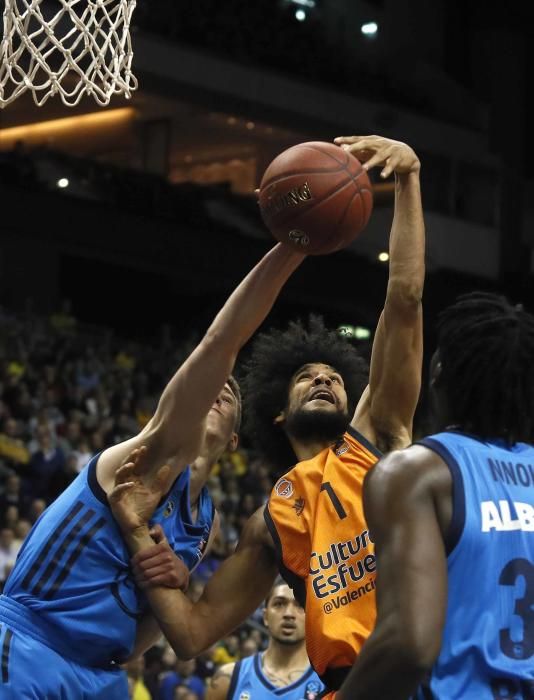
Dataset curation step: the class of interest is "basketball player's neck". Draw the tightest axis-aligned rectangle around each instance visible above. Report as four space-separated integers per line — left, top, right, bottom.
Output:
189 452 217 507
288 435 332 462
264 639 309 677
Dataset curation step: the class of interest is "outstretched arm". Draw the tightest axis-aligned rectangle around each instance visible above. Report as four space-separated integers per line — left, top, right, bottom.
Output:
110 456 278 659
337 446 450 700
335 136 424 452
99 244 305 491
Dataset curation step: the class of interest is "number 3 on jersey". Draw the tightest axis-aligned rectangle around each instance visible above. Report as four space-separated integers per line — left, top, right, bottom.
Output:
499 558 534 660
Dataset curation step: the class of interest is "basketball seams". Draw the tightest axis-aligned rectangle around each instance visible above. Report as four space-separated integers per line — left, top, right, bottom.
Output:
302 144 348 167
357 188 372 235
308 179 371 255
330 188 364 252
261 164 348 191
260 143 352 189
274 160 369 226
269 174 359 228
260 141 373 254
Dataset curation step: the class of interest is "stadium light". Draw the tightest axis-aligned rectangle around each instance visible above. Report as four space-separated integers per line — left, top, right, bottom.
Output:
338 325 371 340
57 178 69 188
295 9 306 21
378 252 389 262
361 22 378 36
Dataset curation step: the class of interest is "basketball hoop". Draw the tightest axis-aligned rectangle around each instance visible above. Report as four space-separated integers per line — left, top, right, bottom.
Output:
0 0 138 108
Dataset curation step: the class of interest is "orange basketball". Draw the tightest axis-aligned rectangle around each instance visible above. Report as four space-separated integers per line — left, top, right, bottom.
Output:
258 141 373 255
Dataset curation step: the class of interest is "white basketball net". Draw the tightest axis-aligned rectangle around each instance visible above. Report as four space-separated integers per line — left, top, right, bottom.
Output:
0 0 138 108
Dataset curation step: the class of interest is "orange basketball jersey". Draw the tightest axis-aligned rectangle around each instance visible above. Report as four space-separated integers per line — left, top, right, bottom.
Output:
265 426 381 690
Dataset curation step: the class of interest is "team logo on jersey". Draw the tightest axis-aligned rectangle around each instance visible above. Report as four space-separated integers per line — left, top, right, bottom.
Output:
293 497 305 516
275 478 294 499
163 500 175 517
335 440 349 456
304 680 322 699
239 692 251 700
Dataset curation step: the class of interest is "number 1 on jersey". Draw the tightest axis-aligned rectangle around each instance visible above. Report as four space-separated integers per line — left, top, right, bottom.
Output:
320 482 347 520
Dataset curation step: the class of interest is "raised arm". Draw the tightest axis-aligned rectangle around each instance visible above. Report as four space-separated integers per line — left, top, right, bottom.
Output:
335 136 424 452
337 446 450 700
98 244 305 490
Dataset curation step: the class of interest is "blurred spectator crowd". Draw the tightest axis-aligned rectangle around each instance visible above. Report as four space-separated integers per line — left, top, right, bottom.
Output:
0 304 275 700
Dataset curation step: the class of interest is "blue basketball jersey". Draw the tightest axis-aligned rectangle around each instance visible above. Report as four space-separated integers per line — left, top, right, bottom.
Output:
228 653 324 700
0 454 214 669
413 431 534 700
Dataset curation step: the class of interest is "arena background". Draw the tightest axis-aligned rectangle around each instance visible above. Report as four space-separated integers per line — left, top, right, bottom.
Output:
0 1 532 698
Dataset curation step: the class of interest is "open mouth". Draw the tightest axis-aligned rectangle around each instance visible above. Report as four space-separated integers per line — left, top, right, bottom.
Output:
281 624 296 633
307 389 335 404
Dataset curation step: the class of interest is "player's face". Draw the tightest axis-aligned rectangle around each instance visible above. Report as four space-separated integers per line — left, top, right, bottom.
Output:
288 363 348 415
264 584 305 645
278 363 350 444
205 383 239 452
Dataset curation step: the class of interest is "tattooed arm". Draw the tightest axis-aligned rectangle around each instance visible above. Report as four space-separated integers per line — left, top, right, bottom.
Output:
206 663 235 700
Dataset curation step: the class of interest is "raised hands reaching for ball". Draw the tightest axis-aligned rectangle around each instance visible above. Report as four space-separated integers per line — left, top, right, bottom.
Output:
334 135 420 179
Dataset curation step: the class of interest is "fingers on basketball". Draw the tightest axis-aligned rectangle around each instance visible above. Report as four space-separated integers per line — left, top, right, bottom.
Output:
361 146 396 175
334 135 361 144
336 138 376 164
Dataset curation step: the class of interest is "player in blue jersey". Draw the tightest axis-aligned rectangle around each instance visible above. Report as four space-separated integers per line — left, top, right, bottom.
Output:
206 580 324 700
336 292 534 700
0 244 306 700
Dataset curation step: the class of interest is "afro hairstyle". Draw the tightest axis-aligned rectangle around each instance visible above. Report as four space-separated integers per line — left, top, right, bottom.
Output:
242 315 369 471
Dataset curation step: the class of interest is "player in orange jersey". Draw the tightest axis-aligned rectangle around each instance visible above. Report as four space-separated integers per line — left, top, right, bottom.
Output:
109 134 424 699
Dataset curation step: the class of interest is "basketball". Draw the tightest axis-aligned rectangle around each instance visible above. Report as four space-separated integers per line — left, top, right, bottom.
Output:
258 141 373 255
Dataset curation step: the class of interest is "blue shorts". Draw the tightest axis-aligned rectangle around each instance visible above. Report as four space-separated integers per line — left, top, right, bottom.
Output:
0 623 128 699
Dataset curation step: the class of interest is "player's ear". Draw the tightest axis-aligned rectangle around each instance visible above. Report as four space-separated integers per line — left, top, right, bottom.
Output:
263 607 269 628
430 360 443 388
227 432 239 452
274 410 286 426
429 349 443 388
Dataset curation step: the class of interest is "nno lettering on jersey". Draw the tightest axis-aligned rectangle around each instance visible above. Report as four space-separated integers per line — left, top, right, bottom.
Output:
481 500 534 532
